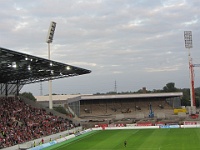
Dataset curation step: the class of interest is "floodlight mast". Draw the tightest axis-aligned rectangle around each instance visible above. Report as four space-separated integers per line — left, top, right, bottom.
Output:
184 31 195 107
46 21 56 109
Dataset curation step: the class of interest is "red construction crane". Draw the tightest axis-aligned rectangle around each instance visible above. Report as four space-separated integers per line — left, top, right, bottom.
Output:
188 58 200 107
184 31 196 107
184 31 199 118
189 57 195 106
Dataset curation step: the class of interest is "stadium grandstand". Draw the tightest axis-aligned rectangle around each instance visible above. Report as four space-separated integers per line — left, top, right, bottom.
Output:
35 92 184 128
0 47 91 149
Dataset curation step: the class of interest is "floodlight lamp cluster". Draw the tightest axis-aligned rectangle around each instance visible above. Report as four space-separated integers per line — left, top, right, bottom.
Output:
12 62 17 68
11 61 31 70
46 21 56 43
25 56 34 62
8 56 37 71
184 31 193 49
66 66 71 70
28 65 31 70
37 64 71 76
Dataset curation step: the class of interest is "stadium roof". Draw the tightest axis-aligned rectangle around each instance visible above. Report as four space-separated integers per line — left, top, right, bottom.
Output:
35 92 183 103
0 47 91 85
81 92 183 100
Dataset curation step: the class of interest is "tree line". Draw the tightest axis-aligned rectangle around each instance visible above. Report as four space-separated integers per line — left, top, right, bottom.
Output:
20 82 200 107
94 82 200 107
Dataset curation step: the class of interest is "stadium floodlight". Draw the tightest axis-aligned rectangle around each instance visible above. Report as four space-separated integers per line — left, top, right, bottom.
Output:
46 21 56 109
184 31 192 48
46 21 56 43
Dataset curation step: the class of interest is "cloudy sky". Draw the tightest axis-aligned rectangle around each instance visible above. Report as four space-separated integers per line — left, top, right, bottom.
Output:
1 0 200 96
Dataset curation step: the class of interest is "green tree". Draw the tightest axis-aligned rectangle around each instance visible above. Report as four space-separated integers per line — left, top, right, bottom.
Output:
163 82 178 92
20 92 36 101
54 106 67 114
195 87 200 107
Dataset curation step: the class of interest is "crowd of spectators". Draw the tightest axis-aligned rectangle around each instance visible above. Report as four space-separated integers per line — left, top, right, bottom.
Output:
0 96 74 149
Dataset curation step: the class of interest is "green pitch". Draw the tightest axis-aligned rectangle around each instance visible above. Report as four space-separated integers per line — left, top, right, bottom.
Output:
44 128 200 150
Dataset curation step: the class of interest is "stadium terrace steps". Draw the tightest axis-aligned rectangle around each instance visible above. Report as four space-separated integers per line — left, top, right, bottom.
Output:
80 98 173 118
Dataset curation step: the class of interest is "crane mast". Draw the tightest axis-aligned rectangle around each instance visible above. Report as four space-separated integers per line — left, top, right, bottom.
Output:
184 31 200 118
188 51 200 107
184 31 196 107
189 55 195 106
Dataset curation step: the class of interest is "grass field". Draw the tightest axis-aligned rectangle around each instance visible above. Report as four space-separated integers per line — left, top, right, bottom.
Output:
44 128 200 150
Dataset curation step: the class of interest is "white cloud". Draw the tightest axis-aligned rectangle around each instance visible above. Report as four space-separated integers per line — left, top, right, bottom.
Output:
183 18 199 26
145 67 177 72
112 71 123 74
70 61 97 67
13 22 29 31
162 0 186 8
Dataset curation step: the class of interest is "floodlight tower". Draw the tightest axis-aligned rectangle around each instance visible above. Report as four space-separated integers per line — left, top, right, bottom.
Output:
46 21 56 109
184 31 195 107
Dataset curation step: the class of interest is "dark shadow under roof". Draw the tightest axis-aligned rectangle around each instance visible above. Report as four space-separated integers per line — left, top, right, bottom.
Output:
0 47 91 85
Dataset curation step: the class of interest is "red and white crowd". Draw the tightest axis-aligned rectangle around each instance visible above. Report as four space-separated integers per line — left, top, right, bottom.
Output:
0 97 74 148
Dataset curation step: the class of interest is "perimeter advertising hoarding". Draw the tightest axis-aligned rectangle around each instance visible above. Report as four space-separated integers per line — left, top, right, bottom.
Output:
95 124 125 128
184 121 197 125
28 141 57 150
155 122 165 126
159 125 180 129
137 122 153 126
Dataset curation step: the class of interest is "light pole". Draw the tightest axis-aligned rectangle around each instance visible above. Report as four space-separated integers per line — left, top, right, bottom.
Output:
46 21 56 109
184 31 195 107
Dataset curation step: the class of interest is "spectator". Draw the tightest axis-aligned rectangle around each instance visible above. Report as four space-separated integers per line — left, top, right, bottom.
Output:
0 97 75 148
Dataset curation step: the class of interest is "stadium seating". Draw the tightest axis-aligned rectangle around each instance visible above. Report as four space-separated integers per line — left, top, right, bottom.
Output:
0 97 75 148
79 98 173 117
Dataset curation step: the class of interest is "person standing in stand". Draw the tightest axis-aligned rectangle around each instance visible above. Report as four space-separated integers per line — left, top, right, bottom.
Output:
41 139 44 144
